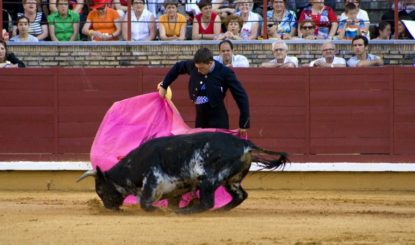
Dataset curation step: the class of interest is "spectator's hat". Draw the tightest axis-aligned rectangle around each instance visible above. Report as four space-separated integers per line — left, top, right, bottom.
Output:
91 0 108 9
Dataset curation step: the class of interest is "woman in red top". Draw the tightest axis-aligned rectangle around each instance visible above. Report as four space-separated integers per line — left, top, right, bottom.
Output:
298 0 338 40
192 0 221 40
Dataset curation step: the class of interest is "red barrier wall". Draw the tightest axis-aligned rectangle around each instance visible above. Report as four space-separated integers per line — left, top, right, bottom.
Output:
0 67 414 162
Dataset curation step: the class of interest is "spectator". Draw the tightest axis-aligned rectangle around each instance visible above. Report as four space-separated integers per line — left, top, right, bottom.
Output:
295 19 317 39
158 0 187 40
298 0 337 40
396 16 414 40
212 0 237 19
82 0 121 41
373 21 391 40
339 0 369 38
0 39 25 67
147 0 165 18
10 16 39 42
121 0 156 41
266 0 297 40
2 10 12 40
47 0 80 41
192 0 222 40
261 40 298 68
285 0 309 13
404 0 415 19
12 0 49 41
286 0 335 13
347 35 383 67
381 1 412 34
236 0 260 40
309 41 346 67
216 14 243 40
214 40 249 67
3 0 24 19
49 0 84 14
337 3 366 40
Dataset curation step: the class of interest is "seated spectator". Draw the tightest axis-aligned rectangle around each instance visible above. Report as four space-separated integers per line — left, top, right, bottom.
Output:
147 0 165 18
214 40 249 67
309 41 346 67
10 16 39 42
12 0 49 41
298 0 337 40
260 40 298 67
266 0 297 40
216 14 243 40
212 0 237 19
121 0 156 41
337 3 366 40
192 0 222 40
2 9 12 41
82 0 121 41
158 0 187 40
347 35 383 67
236 0 260 40
339 0 369 38
404 0 415 19
295 19 317 39
49 0 84 14
381 1 411 34
396 16 414 39
372 21 391 40
0 39 25 67
285 0 310 13
47 0 80 41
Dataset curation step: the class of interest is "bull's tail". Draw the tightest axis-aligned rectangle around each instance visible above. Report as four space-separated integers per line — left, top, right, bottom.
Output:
247 141 289 170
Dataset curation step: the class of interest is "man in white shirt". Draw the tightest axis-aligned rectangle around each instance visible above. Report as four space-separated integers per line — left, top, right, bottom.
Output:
260 40 298 68
214 40 250 68
309 41 346 67
347 35 384 67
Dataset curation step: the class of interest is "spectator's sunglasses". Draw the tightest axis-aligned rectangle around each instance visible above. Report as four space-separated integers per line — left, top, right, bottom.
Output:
301 25 315 30
267 22 277 28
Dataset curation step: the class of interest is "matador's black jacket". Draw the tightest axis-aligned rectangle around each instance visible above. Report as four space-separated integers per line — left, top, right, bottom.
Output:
160 60 250 129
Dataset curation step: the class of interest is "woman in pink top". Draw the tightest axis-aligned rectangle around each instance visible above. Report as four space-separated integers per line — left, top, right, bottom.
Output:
192 0 221 40
298 0 338 40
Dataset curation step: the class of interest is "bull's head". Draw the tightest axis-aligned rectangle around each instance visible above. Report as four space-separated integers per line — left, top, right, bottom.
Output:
77 167 124 211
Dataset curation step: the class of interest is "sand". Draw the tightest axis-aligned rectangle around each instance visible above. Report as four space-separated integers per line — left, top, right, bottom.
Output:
0 189 414 244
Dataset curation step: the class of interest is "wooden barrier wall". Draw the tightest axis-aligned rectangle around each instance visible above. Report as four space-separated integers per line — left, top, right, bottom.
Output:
0 67 414 162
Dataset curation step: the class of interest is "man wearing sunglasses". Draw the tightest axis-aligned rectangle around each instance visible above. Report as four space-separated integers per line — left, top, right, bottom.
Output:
309 41 346 67
260 40 298 68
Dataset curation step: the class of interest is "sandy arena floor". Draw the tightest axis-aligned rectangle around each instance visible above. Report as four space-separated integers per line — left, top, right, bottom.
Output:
0 189 414 244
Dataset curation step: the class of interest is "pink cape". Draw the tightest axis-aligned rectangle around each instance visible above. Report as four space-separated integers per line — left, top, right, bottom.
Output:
90 92 241 209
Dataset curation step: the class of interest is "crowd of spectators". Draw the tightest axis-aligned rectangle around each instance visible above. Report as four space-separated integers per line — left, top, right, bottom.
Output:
1 0 415 42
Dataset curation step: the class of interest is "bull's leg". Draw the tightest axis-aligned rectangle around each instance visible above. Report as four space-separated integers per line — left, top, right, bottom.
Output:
216 167 250 211
140 175 158 212
166 195 182 212
177 180 216 214
219 182 248 211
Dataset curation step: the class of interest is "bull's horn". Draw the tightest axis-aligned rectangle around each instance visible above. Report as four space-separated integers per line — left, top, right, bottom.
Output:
76 169 97 182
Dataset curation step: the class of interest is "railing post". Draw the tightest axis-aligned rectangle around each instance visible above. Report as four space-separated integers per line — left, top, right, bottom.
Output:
0 0 3 34
262 0 268 39
127 0 132 41
394 0 399 39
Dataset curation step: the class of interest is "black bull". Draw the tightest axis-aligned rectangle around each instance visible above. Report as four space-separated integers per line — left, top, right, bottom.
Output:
78 132 288 214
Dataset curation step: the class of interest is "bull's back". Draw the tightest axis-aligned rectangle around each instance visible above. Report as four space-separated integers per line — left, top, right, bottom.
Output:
131 132 247 174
